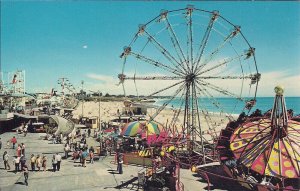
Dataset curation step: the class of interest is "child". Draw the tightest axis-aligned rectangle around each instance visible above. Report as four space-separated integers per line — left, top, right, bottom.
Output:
89 151 94 164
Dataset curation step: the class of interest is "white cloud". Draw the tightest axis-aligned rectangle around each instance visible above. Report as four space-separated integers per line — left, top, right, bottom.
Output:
257 70 300 97
85 73 121 94
86 73 114 84
83 45 88 49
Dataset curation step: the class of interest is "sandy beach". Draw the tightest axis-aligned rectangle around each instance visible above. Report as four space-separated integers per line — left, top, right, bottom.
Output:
72 100 232 143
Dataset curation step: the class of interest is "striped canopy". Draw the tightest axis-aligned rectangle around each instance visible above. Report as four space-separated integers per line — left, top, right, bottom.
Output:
121 121 160 137
230 118 300 178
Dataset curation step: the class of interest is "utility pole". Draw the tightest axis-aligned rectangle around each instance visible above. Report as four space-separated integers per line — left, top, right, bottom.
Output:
81 80 84 117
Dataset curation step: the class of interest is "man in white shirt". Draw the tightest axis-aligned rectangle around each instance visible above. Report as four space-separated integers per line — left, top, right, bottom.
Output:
55 153 62 171
13 156 20 173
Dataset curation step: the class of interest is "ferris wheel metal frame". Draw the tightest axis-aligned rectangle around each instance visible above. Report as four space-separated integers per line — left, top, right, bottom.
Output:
118 5 260 164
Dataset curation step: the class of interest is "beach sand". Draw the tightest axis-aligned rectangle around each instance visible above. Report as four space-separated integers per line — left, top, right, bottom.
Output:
72 101 233 143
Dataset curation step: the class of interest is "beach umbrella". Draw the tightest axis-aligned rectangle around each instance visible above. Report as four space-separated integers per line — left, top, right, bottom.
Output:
230 86 300 178
121 121 160 137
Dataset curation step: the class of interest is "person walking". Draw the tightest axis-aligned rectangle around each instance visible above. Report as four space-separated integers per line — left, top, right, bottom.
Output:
21 143 26 156
55 153 62 171
60 133 63 144
66 136 70 145
22 164 29 186
11 136 17 149
51 155 57 172
52 134 56 144
64 144 70 159
117 153 123 174
89 150 94 164
24 124 28 137
16 144 21 157
30 154 36 171
13 156 20 173
36 155 42 171
3 151 11 170
42 155 47 171
82 150 88 167
20 154 26 170
87 128 91 137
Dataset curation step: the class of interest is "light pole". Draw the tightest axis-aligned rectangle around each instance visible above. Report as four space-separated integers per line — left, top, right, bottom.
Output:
98 91 101 132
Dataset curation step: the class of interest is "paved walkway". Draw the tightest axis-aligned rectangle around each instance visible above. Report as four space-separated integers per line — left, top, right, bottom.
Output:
0 132 246 191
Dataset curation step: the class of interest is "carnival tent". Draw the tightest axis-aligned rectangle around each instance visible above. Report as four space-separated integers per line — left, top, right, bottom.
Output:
121 121 160 137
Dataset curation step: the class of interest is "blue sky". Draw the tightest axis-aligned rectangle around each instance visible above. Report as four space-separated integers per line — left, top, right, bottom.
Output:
1 1 300 96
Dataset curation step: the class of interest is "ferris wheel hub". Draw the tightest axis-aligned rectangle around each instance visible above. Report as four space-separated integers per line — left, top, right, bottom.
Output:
185 73 196 83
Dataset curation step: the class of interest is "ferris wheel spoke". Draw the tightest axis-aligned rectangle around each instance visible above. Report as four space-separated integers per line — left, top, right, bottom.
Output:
197 53 246 76
158 10 188 73
120 75 184 81
142 30 186 74
195 26 241 74
164 16 188 72
183 83 191 134
191 82 205 154
129 33 139 47
130 51 184 76
197 79 244 102
183 6 194 73
188 7 194 72
148 83 185 122
196 90 219 139
147 80 185 97
194 11 219 73
170 89 186 127
196 83 233 120
197 74 254 80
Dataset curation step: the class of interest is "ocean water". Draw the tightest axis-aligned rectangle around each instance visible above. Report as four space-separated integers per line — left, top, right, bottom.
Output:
155 97 300 115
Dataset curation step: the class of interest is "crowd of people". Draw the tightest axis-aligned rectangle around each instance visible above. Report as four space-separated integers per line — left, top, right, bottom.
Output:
0 127 101 187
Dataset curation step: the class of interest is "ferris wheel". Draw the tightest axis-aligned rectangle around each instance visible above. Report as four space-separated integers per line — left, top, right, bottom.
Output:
119 5 260 162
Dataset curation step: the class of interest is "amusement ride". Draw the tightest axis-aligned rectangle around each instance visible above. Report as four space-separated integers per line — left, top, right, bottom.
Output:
116 5 299 191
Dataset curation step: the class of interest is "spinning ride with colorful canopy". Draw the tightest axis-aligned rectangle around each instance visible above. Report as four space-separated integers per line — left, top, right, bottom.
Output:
121 121 161 137
230 86 300 179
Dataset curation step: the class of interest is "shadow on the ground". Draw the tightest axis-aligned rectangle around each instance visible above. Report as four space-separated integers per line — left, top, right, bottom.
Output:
73 164 83 167
6 170 18 174
15 181 25 185
115 176 138 189
42 151 64 155
108 171 120 174
193 165 250 191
